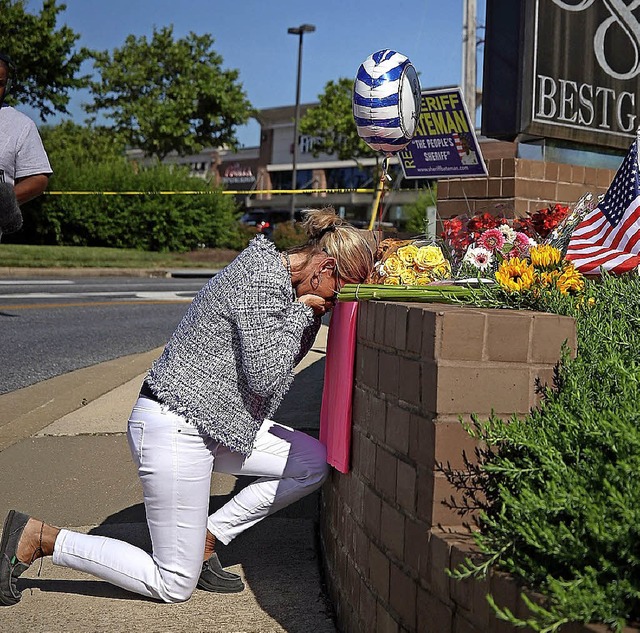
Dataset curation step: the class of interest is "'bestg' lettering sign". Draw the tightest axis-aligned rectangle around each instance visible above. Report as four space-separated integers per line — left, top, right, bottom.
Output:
483 0 640 150
399 87 487 179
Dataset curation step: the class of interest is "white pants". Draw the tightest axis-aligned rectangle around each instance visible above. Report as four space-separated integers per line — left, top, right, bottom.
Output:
52 396 329 603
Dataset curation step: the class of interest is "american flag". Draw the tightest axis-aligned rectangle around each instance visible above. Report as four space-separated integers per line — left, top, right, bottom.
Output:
565 135 640 274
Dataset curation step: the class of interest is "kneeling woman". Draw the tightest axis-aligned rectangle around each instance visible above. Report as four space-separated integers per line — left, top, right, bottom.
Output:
0 207 374 605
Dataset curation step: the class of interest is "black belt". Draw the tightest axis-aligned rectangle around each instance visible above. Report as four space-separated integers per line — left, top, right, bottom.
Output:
139 381 162 403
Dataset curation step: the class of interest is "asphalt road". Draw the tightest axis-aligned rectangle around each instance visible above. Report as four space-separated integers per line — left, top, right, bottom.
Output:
0 276 208 394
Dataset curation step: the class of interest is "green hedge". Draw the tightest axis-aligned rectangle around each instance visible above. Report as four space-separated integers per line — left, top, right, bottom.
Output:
18 157 244 252
451 273 640 632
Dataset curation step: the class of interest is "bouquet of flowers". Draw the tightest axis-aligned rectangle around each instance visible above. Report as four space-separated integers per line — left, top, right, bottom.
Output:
368 238 452 285
442 205 573 269
458 223 537 277
337 204 585 307
494 244 584 296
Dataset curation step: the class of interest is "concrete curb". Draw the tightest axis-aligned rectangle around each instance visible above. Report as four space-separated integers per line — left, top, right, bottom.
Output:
0 348 161 451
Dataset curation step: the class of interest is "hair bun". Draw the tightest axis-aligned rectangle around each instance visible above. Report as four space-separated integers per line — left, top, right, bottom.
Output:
302 207 345 241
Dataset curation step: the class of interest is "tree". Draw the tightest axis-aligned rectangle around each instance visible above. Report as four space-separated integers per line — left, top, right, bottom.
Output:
298 77 376 163
40 120 126 164
0 0 89 117
85 26 254 159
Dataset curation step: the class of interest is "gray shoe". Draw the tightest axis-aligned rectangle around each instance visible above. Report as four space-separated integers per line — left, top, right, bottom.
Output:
197 553 245 593
0 510 31 606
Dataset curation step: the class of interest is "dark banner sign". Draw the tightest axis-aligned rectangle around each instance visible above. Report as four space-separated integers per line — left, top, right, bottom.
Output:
399 87 487 179
483 0 640 150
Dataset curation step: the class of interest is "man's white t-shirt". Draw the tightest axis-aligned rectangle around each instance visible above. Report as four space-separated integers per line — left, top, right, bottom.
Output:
0 105 52 185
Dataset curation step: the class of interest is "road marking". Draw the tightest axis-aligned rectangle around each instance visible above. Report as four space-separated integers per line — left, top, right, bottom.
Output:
0 280 74 286
0 291 194 300
1 299 192 310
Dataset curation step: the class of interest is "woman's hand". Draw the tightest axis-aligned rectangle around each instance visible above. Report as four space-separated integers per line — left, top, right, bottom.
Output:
297 294 334 316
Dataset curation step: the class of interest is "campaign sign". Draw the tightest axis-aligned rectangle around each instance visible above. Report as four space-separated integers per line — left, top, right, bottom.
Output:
399 87 487 179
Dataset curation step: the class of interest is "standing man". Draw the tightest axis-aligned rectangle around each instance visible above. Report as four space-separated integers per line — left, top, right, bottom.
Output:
0 51 52 206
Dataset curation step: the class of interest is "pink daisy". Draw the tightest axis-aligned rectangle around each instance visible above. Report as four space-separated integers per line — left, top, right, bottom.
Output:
508 232 533 258
477 228 505 252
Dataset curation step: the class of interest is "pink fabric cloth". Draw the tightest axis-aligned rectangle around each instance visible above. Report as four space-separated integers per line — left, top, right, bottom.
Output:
320 301 359 473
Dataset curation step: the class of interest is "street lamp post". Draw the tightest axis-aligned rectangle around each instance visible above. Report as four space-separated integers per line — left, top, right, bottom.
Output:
287 23 315 222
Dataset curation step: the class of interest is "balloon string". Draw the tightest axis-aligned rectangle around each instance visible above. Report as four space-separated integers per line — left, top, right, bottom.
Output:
367 156 389 231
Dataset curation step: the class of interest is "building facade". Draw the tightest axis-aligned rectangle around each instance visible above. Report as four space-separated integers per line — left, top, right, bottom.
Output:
166 104 435 230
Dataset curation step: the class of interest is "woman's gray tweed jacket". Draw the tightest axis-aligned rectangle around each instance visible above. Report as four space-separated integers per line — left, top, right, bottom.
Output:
146 235 321 456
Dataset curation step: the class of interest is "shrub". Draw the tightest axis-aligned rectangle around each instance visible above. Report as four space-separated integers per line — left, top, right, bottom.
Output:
15 122 243 252
451 273 640 632
403 186 437 234
271 220 307 250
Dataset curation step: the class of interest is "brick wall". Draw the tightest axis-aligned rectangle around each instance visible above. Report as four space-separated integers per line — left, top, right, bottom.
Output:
436 157 616 219
319 300 596 633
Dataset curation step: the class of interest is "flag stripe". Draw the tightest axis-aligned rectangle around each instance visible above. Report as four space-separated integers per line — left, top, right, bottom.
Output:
566 136 640 275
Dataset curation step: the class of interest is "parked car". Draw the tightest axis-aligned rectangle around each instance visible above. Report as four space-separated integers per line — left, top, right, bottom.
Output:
240 209 302 238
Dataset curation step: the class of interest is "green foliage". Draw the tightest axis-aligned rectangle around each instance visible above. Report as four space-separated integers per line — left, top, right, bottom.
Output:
40 120 126 163
403 186 437 234
85 26 253 159
17 122 242 251
299 77 376 163
0 0 89 117
449 273 640 631
271 221 307 250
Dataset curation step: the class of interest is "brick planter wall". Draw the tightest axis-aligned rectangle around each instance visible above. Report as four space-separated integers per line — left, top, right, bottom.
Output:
319 300 595 633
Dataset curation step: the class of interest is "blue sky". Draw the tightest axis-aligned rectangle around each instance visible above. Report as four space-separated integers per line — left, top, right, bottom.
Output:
24 0 486 147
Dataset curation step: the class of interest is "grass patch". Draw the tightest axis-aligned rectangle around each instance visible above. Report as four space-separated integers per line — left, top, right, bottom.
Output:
0 244 240 269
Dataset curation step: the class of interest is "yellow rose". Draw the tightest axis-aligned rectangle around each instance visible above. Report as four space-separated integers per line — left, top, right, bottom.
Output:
383 275 401 285
383 254 404 276
400 268 417 285
397 244 419 265
414 245 445 270
432 260 452 279
414 275 433 286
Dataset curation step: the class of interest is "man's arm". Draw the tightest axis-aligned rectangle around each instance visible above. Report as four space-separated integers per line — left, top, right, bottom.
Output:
14 174 49 205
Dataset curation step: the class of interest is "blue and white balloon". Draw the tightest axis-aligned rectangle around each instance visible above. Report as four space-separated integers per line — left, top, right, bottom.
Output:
353 49 422 155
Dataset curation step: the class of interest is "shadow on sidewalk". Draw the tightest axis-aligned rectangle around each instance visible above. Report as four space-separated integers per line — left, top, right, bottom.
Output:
13 357 334 631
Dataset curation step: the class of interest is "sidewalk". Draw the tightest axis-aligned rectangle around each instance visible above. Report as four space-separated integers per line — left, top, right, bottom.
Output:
0 326 335 633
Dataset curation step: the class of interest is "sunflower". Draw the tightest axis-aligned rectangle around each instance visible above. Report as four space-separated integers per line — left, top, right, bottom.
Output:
536 269 560 287
556 264 585 294
530 244 562 270
495 258 535 292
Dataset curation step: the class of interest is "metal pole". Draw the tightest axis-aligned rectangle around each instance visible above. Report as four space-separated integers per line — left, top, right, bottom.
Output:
291 32 304 221
462 0 477 125
287 24 315 222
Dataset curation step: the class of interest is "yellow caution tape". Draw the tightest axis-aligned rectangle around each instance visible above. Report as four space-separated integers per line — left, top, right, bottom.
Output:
44 188 377 196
